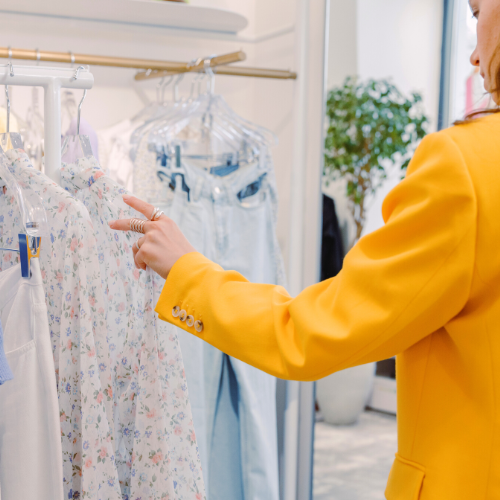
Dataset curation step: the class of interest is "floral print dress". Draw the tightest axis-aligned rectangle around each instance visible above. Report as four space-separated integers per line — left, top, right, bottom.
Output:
61 156 206 500
0 150 122 500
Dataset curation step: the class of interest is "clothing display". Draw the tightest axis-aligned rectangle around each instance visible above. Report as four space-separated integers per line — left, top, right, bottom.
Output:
0 321 13 386
61 156 205 500
1 56 288 500
0 150 121 500
156 157 283 500
321 195 344 282
0 259 63 500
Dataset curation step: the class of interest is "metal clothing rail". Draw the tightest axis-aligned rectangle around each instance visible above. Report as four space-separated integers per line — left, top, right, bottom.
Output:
0 47 297 80
0 64 94 184
135 65 297 81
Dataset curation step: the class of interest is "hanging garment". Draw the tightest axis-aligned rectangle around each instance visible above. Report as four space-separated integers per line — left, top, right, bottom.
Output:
321 195 345 281
65 117 99 160
97 120 136 192
63 117 100 164
0 320 13 386
158 157 283 500
61 156 206 500
133 133 165 204
0 259 63 500
0 150 122 500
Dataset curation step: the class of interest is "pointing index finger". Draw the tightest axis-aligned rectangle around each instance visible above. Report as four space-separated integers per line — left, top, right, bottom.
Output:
123 195 155 220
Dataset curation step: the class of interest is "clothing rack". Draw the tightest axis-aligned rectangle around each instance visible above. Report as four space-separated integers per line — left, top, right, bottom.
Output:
0 50 300 497
0 64 93 183
0 47 297 80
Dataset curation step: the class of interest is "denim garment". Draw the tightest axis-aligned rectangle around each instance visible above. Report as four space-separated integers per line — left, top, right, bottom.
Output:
159 158 284 500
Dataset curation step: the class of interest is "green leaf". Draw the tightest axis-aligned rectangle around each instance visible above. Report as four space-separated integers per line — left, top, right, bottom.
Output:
324 76 429 234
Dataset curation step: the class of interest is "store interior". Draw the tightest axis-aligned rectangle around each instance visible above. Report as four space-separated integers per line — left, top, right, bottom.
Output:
0 0 487 499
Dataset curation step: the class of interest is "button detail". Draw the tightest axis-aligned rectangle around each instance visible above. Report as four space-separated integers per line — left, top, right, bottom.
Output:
194 320 204 333
186 315 194 327
172 306 180 318
179 309 187 321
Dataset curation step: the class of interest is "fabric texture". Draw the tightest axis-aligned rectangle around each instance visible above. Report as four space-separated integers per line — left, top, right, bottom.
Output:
0 259 64 500
61 156 206 500
155 115 500 498
158 158 283 500
0 320 13 385
0 150 122 500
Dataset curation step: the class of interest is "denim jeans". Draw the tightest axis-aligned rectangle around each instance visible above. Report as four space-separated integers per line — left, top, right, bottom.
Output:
159 158 284 500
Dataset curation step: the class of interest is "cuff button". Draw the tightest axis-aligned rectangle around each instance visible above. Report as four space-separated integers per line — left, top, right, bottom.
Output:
186 315 195 327
179 310 187 322
194 320 204 333
172 306 181 318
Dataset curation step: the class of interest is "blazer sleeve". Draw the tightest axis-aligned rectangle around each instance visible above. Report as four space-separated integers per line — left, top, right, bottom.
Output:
155 132 477 381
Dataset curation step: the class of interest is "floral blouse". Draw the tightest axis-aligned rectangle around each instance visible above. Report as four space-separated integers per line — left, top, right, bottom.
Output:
61 156 206 500
0 149 122 500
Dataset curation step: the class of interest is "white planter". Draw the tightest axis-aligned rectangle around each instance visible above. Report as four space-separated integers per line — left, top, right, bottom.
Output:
316 363 376 425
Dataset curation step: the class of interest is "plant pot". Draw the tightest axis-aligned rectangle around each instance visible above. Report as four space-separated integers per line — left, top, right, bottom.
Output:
316 363 376 425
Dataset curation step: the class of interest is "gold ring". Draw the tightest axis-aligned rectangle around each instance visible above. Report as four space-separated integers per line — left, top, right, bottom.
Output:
130 218 146 234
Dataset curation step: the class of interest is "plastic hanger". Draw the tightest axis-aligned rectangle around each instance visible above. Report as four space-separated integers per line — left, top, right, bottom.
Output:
0 145 49 238
61 82 94 163
146 58 277 171
0 86 24 151
0 234 41 278
0 146 47 279
129 73 182 157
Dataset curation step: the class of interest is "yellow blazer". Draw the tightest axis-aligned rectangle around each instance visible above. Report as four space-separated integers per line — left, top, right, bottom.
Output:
156 113 500 499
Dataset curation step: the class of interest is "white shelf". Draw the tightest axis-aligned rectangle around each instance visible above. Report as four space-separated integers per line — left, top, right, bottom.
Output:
0 0 248 34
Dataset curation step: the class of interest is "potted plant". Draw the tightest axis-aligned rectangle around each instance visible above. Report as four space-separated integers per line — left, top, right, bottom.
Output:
317 77 428 425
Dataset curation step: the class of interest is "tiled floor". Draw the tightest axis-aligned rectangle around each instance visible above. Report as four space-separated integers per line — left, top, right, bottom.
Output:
313 411 397 500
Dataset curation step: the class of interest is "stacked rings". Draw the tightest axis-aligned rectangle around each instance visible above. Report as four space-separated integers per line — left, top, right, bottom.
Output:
150 207 165 221
130 218 146 234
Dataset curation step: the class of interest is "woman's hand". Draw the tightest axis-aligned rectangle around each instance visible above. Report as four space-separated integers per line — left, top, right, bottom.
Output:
109 195 196 279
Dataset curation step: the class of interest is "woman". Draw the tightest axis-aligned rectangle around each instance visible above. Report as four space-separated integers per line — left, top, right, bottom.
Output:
110 0 500 497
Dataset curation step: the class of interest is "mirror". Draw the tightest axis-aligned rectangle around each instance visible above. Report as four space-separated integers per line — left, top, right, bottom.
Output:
313 0 450 498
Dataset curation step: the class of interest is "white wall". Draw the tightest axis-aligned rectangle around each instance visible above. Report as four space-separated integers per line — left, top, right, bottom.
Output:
327 0 357 90
356 0 444 237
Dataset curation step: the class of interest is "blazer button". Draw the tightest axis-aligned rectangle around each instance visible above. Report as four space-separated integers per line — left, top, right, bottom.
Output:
186 315 194 327
194 320 204 333
179 310 187 322
172 306 180 318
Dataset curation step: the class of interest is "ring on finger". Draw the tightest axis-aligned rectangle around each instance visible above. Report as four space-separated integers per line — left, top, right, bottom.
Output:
135 240 141 251
150 207 164 222
130 218 146 234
